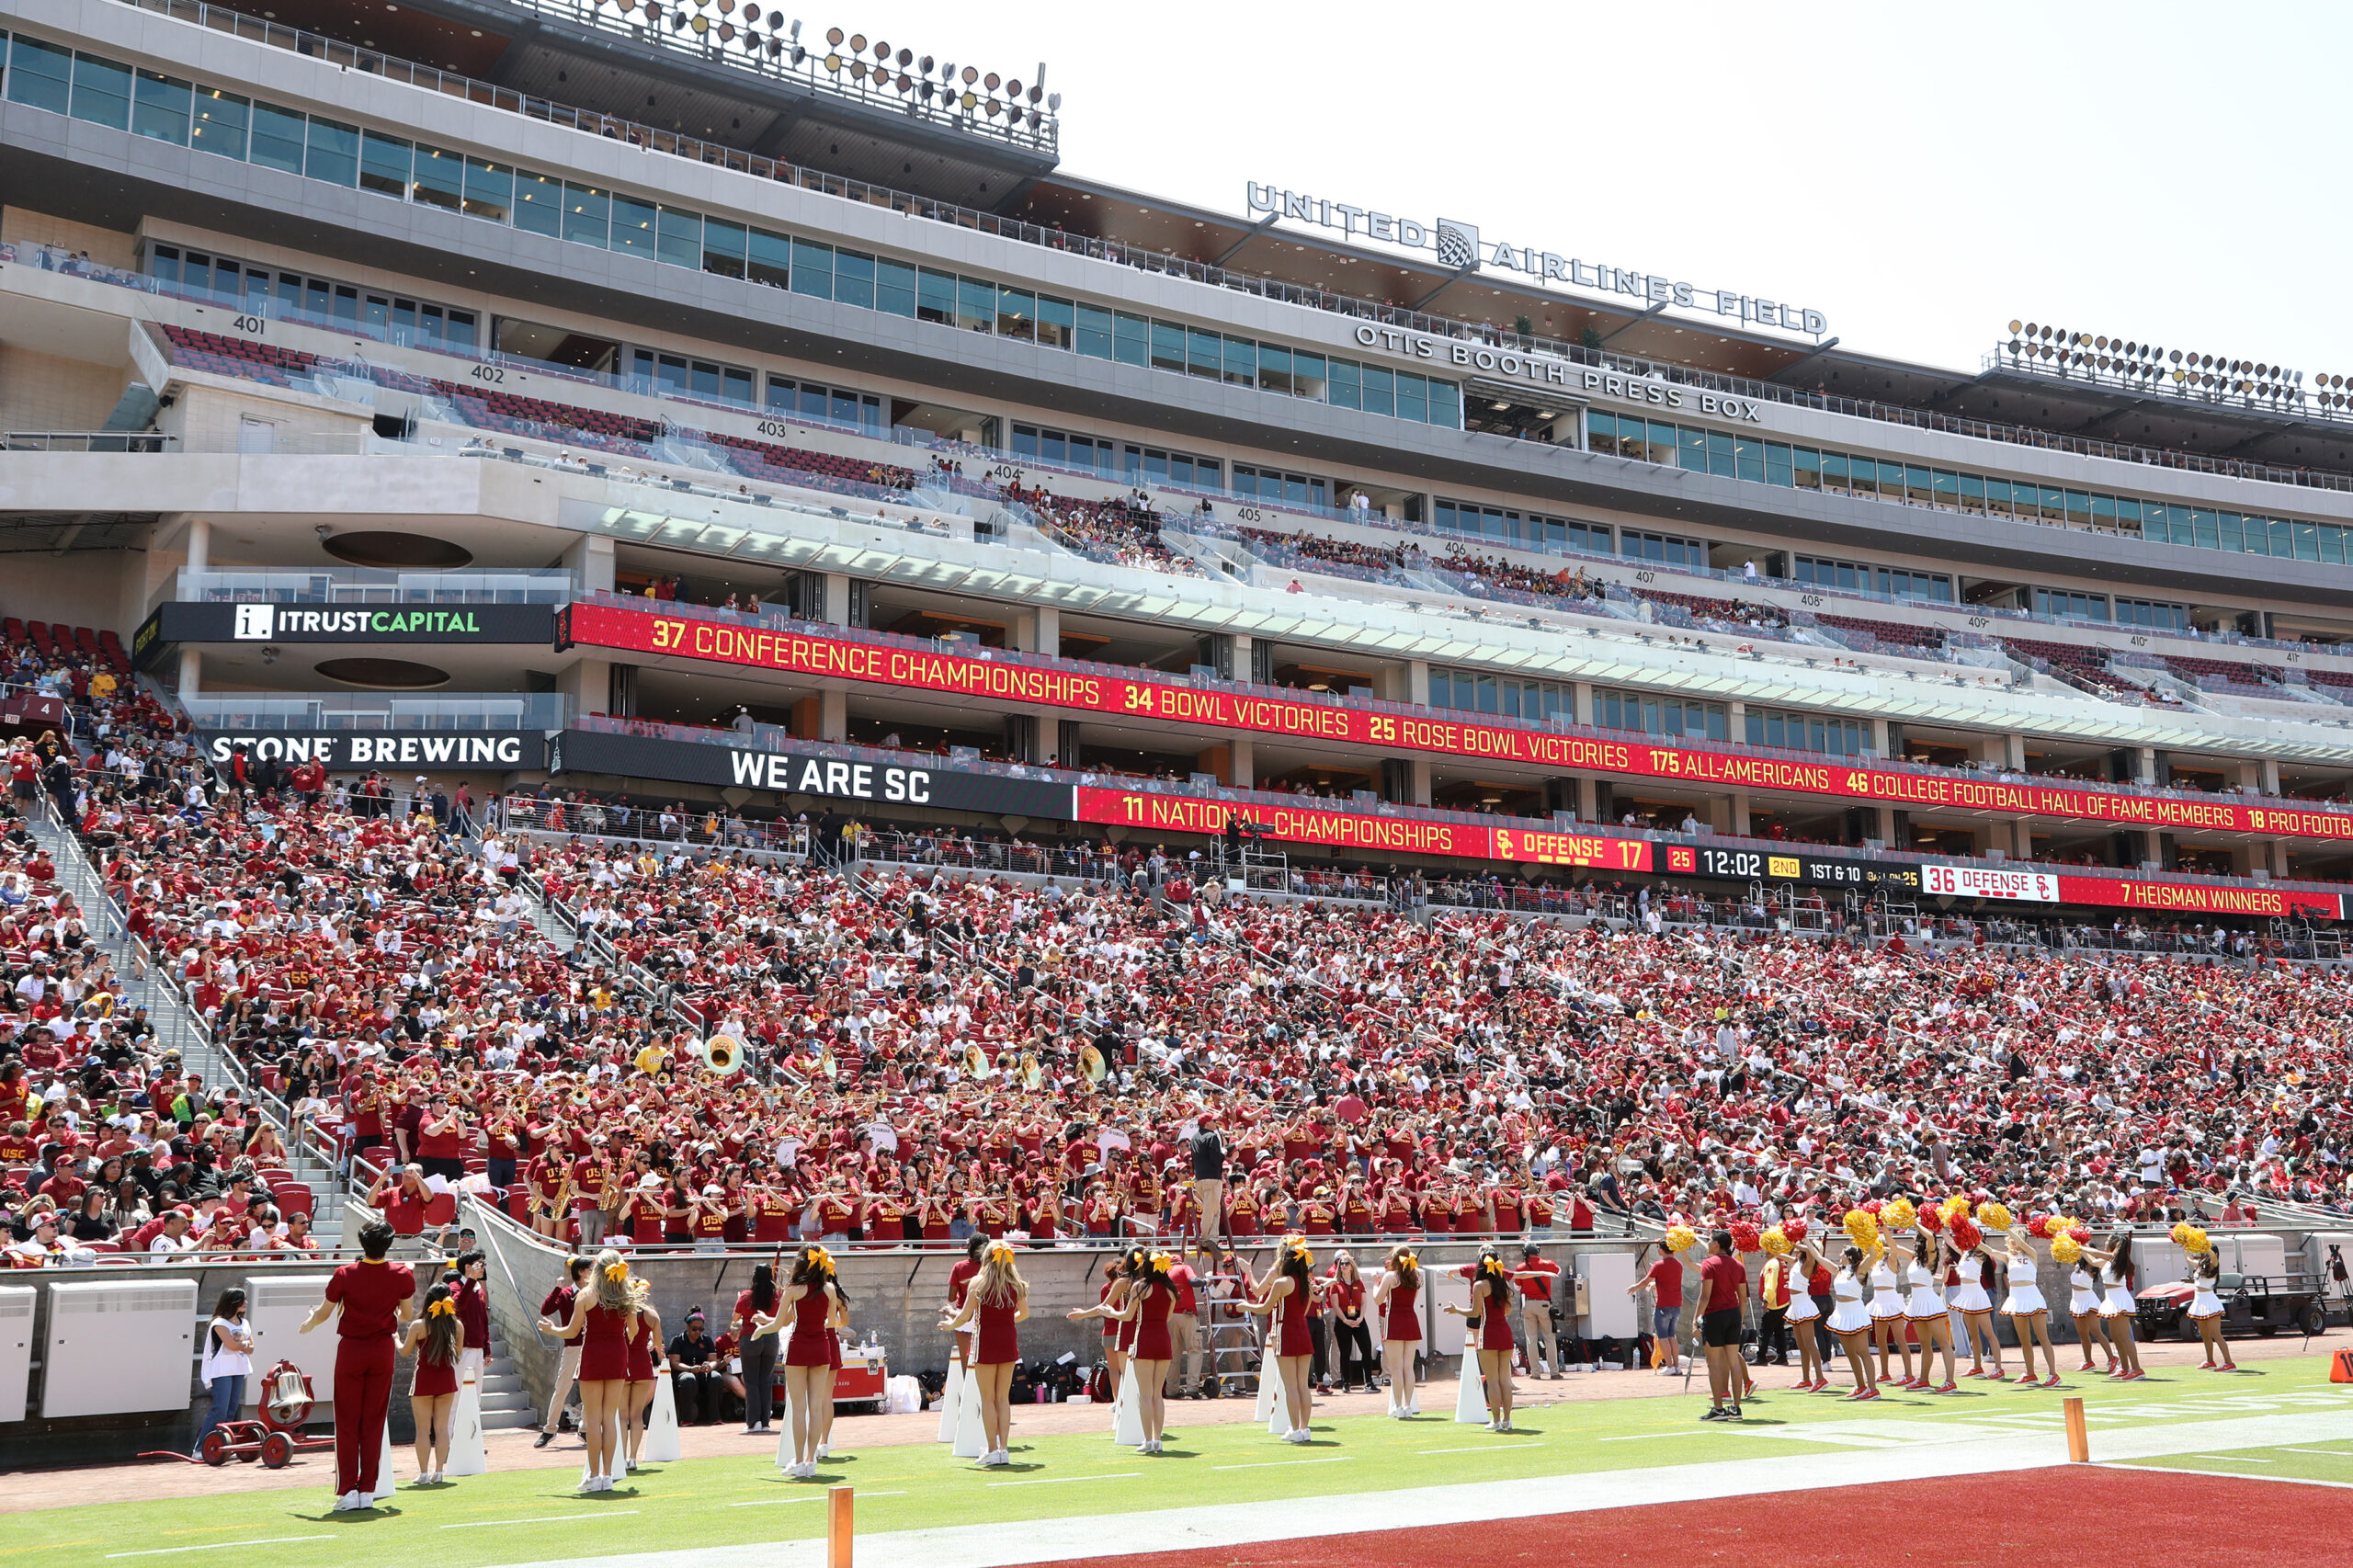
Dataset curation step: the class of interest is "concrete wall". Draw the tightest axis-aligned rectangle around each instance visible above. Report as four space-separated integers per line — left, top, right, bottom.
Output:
0 342 130 430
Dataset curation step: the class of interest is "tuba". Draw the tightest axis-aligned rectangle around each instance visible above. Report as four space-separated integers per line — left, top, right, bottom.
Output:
700 1032 747 1075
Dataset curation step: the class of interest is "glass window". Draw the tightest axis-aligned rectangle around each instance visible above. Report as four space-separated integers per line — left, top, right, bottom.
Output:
788 237 833 294
1586 410 1618 454
1292 351 1326 399
1793 448 1822 490
1733 436 1765 483
831 247 874 308
188 87 247 159
1148 320 1186 374
956 275 994 331
1706 429 1734 478
766 377 797 412
2064 489 2093 528
876 256 915 317
359 131 412 198
131 70 191 144
563 183 609 247
463 157 513 222
1644 419 1677 465
915 267 955 323
1361 363 1394 417
654 207 696 268
1036 293 1074 347
6 36 73 114
412 144 463 210
1959 473 1985 513
2294 521 2320 562
699 217 746 278
609 194 657 256
1113 312 1149 367
1222 335 1256 387
1907 465 1934 507
1932 470 1959 508
1075 301 1112 358
1397 370 1427 423
1188 327 1222 379
70 51 131 130
2115 496 2143 536
1678 426 1708 472
1764 442 1792 487
248 99 305 175
995 285 1034 339
303 115 358 186
511 169 563 237
1327 356 1361 410
1428 379 1461 429
2324 527 2347 566
1257 343 1292 395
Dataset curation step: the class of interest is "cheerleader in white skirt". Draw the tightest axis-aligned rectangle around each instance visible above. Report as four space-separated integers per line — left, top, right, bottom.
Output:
2066 1254 2117 1376
2078 1233 2143 1381
1783 1242 1826 1392
1865 1245 1912 1388
1949 1244 2003 1380
1825 1246 1880 1400
2185 1246 2236 1372
1890 1233 1956 1392
1980 1227 2058 1386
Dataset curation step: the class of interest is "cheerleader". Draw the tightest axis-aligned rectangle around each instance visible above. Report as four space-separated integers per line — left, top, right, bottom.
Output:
1438 1251 1519 1432
1069 1249 1178 1453
1235 1235 1317 1443
1782 1242 1826 1392
1091 1252 1133 1413
938 1239 1029 1467
1949 1240 2004 1380
754 1244 844 1478
1890 1233 1956 1392
1370 1244 1423 1416
399 1284 463 1485
621 1293 661 1470
1824 1244 1880 1399
1982 1226 2058 1386
551 1248 643 1492
2077 1233 2144 1380
2185 1244 2236 1371
1866 1243 1913 1387
818 1290 850 1459
2066 1246 2118 1376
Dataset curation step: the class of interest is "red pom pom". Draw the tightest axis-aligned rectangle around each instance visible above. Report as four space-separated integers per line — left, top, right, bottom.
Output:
1783 1217 1810 1243
2027 1214 2052 1239
1918 1207 1945 1233
2066 1224 2090 1244
1730 1221 1760 1254
1949 1217 1982 1252
1861 1199 1883 1216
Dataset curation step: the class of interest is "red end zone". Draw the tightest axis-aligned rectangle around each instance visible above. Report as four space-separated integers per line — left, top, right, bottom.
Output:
1022 1468 2338 1568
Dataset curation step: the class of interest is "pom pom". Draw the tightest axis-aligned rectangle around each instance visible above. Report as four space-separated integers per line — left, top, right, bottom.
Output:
1917 1205 1945 1233
1940 1195 1973 1222
2171 1222 2211 1256
1978 1201 2013 1233
1663 1224 1699 1255
1861 1199 1884 1217
1948 1216 1982 1252
1730 1221 1760 1255
1882 1198 1917 1232
2027 1213 2052 1239
1760 1225 1792 1256
2051 1233 2083 1265
2065 1224 2091 1245
1844 1209 1880 1251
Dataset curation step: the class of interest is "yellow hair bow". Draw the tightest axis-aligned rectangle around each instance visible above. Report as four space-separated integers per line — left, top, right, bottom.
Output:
427 1298 455 1317
1148 1251 1176 1273
987 1240 1017 1265
1396 1252 1417 1270
604 1262 630 1282
808 1245 835 1272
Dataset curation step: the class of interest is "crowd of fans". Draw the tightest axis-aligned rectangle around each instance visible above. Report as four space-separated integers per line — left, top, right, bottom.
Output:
6 632 2353 1280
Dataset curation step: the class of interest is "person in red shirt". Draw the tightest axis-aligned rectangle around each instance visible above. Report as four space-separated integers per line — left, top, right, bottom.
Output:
1695 1231 1751 1421
1324 1251 1375 1392
1511 1244 1563 1379
300 1220 415 1509
1629 1247 1688 1375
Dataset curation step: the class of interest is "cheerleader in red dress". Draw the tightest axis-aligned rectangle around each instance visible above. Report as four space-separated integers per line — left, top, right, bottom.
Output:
1070 1249 1175 1453
621 1292 662 1471
754 1244 844 1478
817 1291 849 1459
1091 1252 1134 1407
399 1284 465 1484
1236 1235 1318 1444
1440 1252 1519 1431
1371 1244 1423 1417
940 1240 1029 1468
553 1248 644 1492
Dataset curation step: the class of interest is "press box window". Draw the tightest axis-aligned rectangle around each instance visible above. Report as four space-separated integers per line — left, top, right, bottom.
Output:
2114 598 2188 631
2033 587 2109 622
1621 530 1703 569
1745 709 1869 757
1596 688 1728 742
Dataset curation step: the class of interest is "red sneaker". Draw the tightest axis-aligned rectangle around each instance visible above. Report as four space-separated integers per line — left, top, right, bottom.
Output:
2041 1374 2063 1388
1934 1381 1959 1393
2014 1373 2040 1385
1961 1368 1986 1380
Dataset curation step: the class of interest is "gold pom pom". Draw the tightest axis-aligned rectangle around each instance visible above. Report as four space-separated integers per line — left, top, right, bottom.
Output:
1978 1201 2014 1233
1843 1209 1879 1250
1940 1195 1973 1222
1761 1225 1792 1256
2171 1222 2211 1256
1882 1198 1917 1232
2051 1233 2083 1265
1663 1224 1699 1255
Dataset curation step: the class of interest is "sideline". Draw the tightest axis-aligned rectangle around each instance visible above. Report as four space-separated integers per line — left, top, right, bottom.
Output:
496 1409 2353 1568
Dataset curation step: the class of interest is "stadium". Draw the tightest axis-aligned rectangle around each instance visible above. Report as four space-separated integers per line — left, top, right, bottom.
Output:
0 0 2349 1562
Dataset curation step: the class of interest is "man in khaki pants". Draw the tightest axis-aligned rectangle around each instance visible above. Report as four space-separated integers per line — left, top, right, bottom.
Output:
1515 1244 1563 1379
1164 1247 1203 1398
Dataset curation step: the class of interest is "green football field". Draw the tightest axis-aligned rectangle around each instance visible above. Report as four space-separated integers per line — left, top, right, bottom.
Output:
15 1358 2349 1568
2119 1432 2353 1485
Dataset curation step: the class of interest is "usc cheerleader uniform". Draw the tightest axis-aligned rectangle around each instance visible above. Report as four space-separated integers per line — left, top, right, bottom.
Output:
579 1303 631 1381
1384 1278 1420 1344
783 1288 833 1367
1276 1278 1313 1358
1134 1283 1174 1361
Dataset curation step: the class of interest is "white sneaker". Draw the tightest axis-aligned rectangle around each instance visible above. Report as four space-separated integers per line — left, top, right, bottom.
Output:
334 1492 361 1511
816 1442 830 1459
